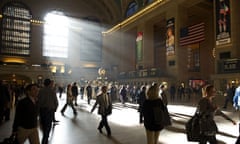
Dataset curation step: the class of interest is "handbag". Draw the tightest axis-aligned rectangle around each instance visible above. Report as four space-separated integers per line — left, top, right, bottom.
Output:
185 111 201 142
152 105 171 127
162 105 171 127
199 115 218 136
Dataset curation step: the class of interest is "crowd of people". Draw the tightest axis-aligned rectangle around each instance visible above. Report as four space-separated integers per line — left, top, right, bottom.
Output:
0 78 240 144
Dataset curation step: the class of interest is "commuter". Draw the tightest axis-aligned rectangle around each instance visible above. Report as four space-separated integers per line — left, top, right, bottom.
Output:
119 85 127 104
138 86 146 124
198 84 236 144
58 85 64 99
38 78 58 144
80 86 84 99
61 84 77 115
135 85 141 104
50 80 59 124
143 84 165 144
4 84 13 121
71 82 78 106
13 84 23 106
12 84 40 144
91 86 112 137
86 83 92 104
94 86 99 97
177 84 185 101
222 83 234 109
233 83 240 110
158 83 172 127
159 84 168 106
110 85 117 102
169 84 176 102
0 80 11 123
234 84 240 144
129 85 135 103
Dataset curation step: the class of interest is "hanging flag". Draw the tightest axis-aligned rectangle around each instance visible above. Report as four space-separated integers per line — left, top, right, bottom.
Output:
136 32 143 61
179 22 205 46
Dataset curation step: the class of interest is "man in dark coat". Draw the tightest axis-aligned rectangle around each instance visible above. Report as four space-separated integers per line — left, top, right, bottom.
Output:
91 86 112 136
71 82 78 106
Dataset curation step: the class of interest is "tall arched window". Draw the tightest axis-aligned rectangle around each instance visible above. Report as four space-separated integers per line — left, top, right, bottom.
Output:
79 17 102 61
43 11 69 58
1 2 31 56
126 1 138 18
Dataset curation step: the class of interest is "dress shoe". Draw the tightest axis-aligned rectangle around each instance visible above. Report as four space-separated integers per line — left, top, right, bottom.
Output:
107 133 111 137
74 111 77 115
53 120 59 123
98 128 102 133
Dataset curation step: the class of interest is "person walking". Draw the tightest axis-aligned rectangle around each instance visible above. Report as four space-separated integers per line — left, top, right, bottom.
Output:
71 82 78 106
233 83 240 110
142 84 165 144
50 80 59 124
223 83 234 109
61 84 77 115
80 86 84 100
159 84 168 106
58 85 64 99
119 85 127 104
90 85 112 137
0 80 11 123
233 83 240 144
138 86 146 124
169 84 176 102
86 84 92 105
12 84 40 144
38 79 58 144
198 84 236 144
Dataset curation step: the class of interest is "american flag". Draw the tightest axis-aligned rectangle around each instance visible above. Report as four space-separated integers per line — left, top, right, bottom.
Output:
179 22 205 46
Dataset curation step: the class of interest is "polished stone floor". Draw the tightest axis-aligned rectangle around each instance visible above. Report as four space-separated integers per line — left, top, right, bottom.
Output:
0 94 239 144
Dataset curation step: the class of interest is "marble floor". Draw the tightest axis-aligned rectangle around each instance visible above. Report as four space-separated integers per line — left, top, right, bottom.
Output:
0 95 239 144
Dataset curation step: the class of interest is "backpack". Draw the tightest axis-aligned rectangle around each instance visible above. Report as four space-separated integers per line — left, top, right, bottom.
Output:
185 111 201 142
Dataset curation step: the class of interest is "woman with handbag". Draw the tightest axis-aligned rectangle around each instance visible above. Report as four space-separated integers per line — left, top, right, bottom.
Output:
198 84 236 144
142 83 166 144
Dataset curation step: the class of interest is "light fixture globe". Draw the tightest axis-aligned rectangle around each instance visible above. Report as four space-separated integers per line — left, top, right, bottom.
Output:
98 67 106 76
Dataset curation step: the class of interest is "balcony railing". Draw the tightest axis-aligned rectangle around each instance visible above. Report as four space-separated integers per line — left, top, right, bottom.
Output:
118 68 167 79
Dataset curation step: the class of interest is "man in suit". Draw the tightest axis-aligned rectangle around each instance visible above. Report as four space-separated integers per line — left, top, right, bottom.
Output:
71 82 79 106
91 85 112 136
38 79 58 144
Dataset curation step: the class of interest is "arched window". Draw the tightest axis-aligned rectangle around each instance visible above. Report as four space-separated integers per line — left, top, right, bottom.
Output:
79 17 102 61
0 2 31 56
126 1 138 18
43 11 69 58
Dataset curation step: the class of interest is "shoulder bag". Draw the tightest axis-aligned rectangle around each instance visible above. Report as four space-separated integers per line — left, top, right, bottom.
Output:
185 109 201 142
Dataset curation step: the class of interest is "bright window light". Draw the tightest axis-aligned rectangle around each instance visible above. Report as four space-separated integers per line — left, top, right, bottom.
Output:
43 11 69 58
